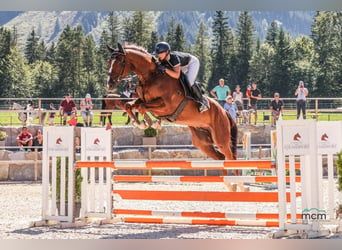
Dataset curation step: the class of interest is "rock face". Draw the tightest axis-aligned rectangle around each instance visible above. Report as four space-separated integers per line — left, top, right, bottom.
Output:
0 124 275 181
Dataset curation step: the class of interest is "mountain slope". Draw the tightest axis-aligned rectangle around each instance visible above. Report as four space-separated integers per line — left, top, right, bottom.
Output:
1 11 315 48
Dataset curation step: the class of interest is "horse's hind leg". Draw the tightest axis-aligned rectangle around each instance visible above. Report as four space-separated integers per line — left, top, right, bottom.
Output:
189 127 225 160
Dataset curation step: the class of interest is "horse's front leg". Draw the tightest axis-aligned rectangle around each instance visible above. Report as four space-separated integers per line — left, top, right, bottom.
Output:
125 99 148 129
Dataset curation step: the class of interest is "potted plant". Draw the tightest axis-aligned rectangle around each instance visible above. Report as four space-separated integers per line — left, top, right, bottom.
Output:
142 127 158 146
0 131 7 147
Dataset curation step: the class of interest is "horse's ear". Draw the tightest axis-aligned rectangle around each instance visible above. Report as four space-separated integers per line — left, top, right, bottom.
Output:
107 45 114 53
117 43 126 55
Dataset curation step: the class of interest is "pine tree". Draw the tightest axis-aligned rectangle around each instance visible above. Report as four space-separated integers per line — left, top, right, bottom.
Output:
249 43 275 97
269 27 294 97
147 31 158 53
107 11 120 46
235 11 255 87
122 16 134 43
311 11 342 97
265 21 279 47
207 11 233 92
25 28 40 64
166 16 177 49
173 24 185 51
82 34 98 95
193 22 210 86
131 11 153 47
290 35 316 95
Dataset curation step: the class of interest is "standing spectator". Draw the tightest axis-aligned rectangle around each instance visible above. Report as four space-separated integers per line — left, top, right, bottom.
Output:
223 95 238 122
232 85 244 123
25 100 34 124
295 81 309 119
80 93 94 127
245 85 252 109
59 94 77 126
210 78 231 107
249 82 262 125
32 129 43 152
16 126 33 151
48 103 56 126
270 92 284 126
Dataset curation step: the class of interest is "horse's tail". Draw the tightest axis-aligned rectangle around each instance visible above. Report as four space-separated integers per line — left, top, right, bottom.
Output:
226 111 238 160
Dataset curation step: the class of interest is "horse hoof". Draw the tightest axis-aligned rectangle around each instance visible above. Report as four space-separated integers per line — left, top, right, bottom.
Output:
151 121 162 130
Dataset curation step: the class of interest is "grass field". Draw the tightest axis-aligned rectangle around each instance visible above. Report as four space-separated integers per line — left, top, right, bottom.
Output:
0 109 341 127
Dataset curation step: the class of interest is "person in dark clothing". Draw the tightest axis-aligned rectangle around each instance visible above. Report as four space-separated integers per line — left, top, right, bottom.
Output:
270 92 284 126
154 41 209 113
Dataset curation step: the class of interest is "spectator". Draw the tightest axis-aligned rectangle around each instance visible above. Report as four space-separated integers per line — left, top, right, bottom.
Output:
16 126 33 151
232 85 244 123
210 78 231 107
75 136 81 154
32 129 43 152
25 100 34 123
295 81 309 119
245 85 252 109
59 94 77 126
80 93 94 127
270 92 284 126
48 103 56 126
223 95 238 122
249 82 262 125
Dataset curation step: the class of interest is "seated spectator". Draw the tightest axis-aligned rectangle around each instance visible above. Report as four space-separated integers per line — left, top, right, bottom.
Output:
270 92 284 126
59 94 77 126
32 129 43 152
223 95 238 122
48 103 56 126
16 126 33 151
80 93 93 127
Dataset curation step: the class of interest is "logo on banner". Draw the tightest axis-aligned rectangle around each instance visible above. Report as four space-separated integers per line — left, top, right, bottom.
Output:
283 130 310 154
48 136 69 152
94 138 100 145
86 136 106 152
56 137 63 144
302 208 328 221
318 132 337 152
293 132 301 141
321 133 328 141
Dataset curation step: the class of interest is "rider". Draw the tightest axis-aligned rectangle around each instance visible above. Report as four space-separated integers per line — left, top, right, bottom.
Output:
153 41 209 113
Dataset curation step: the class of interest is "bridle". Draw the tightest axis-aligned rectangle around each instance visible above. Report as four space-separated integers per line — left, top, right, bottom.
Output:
108 52 126 84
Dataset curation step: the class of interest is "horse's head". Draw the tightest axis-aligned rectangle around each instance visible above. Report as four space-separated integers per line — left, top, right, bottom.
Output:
11 102 23 110
106 43 130 91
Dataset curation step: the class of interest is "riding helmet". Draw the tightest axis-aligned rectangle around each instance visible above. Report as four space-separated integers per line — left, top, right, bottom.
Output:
154 42 171 54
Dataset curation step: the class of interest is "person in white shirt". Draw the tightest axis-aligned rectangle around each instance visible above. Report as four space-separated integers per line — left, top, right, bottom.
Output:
80 93 94 126
294 81 309 119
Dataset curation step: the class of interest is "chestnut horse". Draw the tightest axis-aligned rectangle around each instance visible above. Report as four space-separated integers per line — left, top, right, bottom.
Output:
106 43 237 160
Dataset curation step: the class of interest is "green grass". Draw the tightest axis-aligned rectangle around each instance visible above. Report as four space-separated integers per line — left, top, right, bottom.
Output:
0 111 133 127
0 110 341 127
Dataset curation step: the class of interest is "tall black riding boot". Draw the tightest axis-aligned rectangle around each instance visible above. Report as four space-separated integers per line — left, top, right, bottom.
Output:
191 84 209 113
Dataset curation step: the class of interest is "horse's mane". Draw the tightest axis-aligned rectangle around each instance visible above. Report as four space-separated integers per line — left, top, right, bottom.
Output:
123 43 150 55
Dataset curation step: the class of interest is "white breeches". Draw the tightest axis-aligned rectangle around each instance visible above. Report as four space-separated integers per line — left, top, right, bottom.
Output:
181 55 199 86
